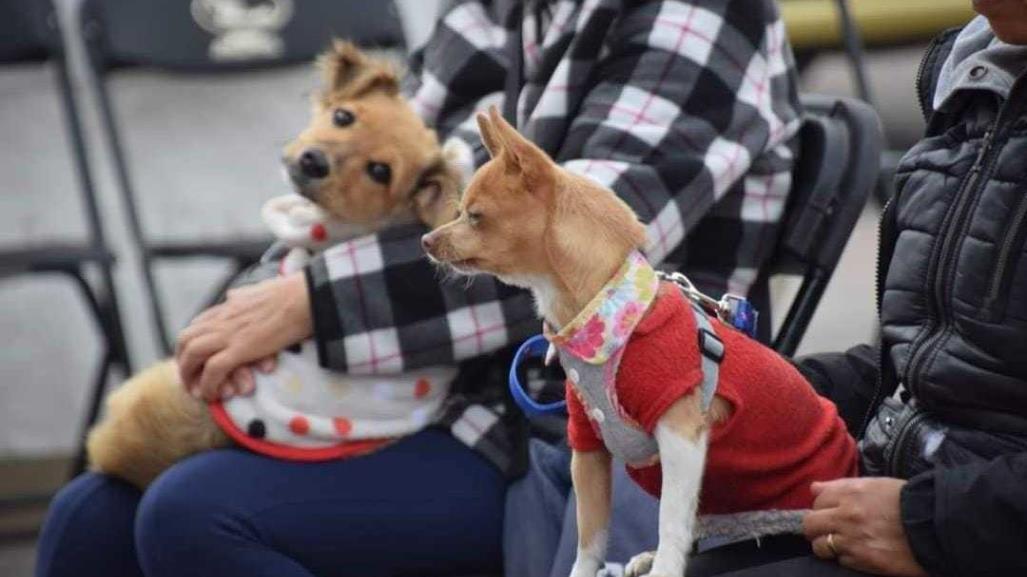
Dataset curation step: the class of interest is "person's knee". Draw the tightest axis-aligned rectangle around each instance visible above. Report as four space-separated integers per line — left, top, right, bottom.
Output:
36 473 142 577
135 457 253 572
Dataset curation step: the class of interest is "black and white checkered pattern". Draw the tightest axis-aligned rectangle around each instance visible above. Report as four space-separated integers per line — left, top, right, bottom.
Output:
306 0 801 475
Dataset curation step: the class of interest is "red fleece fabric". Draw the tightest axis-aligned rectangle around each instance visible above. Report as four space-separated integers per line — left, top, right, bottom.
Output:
566 284 858 514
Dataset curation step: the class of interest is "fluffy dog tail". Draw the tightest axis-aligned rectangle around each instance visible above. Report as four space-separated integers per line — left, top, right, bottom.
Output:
86 360 228 488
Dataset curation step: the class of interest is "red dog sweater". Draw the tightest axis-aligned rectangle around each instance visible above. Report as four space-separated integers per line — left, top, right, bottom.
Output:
558 255 858 515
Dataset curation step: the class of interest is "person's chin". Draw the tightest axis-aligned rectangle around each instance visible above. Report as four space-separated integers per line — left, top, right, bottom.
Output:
975 0 1027 44
972 0 1019 13
990 20 1027 45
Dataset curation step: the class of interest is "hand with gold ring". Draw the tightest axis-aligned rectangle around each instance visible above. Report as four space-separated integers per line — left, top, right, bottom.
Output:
802 478 928 577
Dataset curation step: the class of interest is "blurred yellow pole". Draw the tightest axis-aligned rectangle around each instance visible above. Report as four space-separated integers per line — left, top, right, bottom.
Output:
781 0 976 50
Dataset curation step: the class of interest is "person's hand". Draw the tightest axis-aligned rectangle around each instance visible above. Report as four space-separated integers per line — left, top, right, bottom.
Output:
176 272 313 401
803 478 928 577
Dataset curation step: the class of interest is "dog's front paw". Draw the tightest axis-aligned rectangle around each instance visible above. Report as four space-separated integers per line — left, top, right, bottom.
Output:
624 551 654 577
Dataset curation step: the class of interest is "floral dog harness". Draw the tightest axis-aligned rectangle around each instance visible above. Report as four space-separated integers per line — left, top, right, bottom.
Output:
546 251 722 468
209 195 457 460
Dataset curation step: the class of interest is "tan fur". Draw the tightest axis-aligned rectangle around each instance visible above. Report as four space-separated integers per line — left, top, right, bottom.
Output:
86 361 227 488
283 40 460 229
571 450 612 556
87 42 462 489
426 107 646 325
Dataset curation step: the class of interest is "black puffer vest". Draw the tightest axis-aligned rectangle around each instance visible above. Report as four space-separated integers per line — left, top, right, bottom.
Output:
880 29 1027 435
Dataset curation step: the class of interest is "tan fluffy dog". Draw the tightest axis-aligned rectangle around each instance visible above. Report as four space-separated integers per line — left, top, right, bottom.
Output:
87 41 463 489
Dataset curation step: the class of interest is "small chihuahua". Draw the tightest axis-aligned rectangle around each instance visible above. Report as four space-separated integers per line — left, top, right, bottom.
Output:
87 41 467 489
423 107 858 577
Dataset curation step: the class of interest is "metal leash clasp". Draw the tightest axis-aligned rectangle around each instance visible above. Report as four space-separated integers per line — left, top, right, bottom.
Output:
658 271 760 338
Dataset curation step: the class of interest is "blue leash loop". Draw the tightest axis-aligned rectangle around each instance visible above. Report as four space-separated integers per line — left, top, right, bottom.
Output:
508 334 568 416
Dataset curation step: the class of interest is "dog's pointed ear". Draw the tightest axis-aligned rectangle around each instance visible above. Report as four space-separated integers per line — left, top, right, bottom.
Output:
486 106 553 189
476 111 503 158
318 40 399 102
411 159 462 229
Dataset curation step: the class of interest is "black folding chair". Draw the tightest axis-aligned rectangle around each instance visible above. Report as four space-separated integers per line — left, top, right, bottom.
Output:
77 0 406 353
768 94 882 356
0 0 132 477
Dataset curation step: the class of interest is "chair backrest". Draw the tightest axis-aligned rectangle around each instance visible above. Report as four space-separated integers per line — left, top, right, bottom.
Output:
0 0 57 64
770 94 882 356
80 0 405 71
0 0 109 250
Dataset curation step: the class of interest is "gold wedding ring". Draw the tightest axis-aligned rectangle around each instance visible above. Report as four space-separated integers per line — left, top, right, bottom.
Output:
826 533 839 557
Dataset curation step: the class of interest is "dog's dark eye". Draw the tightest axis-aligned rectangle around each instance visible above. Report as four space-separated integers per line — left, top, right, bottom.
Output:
367 162 392 184
333 108 355 127
467 210 482 226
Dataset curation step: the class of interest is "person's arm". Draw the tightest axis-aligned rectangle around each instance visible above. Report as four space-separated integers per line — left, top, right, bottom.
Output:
901 452 1027 577
793 344 879 435
308 0 801 373
553 1 801 269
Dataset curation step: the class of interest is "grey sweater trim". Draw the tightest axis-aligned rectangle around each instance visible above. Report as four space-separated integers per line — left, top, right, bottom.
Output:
696 509 807 541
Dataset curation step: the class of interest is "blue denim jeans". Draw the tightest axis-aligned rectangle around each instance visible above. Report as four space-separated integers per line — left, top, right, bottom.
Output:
36 429 505 577
503 439 661 577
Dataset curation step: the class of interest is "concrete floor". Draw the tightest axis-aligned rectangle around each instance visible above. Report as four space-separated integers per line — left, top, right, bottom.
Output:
0 0 940 573
0 544 35 577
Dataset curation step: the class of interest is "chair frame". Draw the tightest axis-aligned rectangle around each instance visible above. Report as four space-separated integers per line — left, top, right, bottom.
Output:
0 1 132 479
769 95 881 356
79 12 272 354
76 0 407 355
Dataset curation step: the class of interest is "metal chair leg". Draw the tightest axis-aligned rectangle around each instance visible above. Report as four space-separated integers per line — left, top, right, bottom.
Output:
70 348 113 477
139 254 174 355
61 267 127 479
99 264 132 375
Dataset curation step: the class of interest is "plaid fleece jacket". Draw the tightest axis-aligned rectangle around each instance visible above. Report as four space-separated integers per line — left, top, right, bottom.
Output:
304 0 801 475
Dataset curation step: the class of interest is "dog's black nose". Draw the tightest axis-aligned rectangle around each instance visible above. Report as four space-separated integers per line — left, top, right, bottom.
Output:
298 149 330 179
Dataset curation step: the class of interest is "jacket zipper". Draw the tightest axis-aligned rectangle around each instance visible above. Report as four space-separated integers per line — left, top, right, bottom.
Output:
914 33 946 121
858 36 947 437
887 409 928 478
984 191 1027 314
874 195 895 316
898 37 959 403
904 126 998 398
858 193 897 437
905 76 1027 397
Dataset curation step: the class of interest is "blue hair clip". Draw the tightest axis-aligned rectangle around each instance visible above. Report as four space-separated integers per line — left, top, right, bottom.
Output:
508 334 568 417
